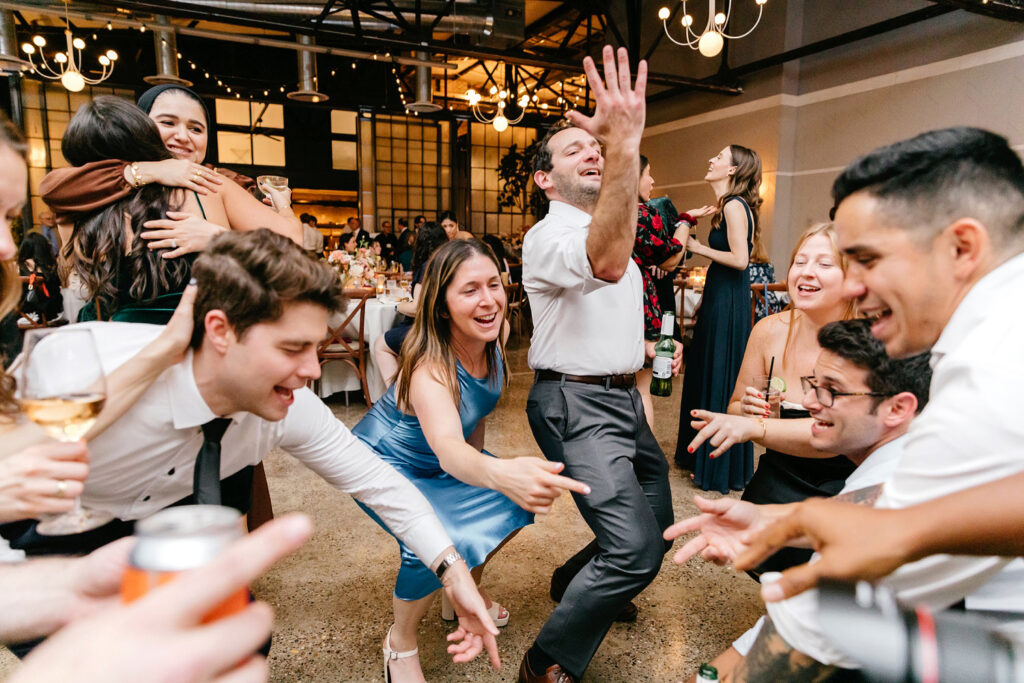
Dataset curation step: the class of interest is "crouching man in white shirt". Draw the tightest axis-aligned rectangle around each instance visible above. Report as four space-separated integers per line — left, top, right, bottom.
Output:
1 229 499 667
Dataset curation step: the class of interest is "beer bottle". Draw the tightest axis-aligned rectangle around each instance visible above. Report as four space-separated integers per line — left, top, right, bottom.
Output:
650 312 676 397
696 664 719 682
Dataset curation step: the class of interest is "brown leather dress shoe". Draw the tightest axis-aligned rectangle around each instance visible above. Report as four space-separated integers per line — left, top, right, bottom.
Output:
518 655 578 683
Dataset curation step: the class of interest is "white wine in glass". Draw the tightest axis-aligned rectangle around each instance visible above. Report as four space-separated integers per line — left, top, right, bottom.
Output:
256 174 288 210
19 327 113 535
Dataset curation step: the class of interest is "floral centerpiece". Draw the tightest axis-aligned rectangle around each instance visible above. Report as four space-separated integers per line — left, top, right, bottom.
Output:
328 248 377 288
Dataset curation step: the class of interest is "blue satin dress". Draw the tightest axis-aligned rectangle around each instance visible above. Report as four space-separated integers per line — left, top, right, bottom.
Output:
352 352 533 601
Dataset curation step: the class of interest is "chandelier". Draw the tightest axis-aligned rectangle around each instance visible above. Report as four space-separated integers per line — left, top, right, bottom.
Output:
658 0 767 58
21 5 117 92
464 63 529 132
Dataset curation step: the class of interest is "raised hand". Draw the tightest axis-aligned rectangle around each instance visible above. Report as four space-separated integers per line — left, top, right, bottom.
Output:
685 409 760 459
664 495 763 565
685 205 717 219
497 458 591 514
734 498 909 603
565 45 647 147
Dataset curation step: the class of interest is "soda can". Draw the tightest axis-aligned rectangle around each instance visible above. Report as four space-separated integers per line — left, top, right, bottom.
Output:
121 505 249 622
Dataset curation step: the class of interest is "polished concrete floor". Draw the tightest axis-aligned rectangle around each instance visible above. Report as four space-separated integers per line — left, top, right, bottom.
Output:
1 335 764 681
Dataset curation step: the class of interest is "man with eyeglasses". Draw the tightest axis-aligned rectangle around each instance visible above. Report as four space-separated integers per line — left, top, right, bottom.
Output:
664 318 931 680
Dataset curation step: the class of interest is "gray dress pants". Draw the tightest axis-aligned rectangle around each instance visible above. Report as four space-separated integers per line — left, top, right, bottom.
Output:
526 377 674 678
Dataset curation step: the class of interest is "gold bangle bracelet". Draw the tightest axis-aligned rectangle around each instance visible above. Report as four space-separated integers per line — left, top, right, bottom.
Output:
758 418 767 441
128 162 142 188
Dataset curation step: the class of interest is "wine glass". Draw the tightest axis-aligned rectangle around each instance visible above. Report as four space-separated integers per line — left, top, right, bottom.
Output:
256 175 289 209
19 327 112 534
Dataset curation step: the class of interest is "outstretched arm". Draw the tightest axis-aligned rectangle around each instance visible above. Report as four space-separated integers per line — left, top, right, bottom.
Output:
732 616 837 683
568 46 648 281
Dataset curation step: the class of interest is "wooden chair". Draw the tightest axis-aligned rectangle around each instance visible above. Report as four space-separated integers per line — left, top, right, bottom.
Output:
505 282 527 339
314 288 373 406
674 271 697 331
750 281 788 326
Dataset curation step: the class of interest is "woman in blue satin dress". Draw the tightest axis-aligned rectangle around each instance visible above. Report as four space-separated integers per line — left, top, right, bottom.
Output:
353 238 588 682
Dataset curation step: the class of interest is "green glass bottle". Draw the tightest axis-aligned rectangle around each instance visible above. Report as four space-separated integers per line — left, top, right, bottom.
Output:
650 312 675 397
696 663 719 682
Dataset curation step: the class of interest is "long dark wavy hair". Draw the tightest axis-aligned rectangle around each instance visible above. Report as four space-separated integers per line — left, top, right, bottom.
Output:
63 96 187 316
395 239 508 412
410 221 449 274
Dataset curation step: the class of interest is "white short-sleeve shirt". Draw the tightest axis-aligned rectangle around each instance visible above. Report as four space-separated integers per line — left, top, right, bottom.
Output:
523 201 644 375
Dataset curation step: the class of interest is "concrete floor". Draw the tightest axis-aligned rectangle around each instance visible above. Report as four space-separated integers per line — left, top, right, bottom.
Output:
1 335 764 681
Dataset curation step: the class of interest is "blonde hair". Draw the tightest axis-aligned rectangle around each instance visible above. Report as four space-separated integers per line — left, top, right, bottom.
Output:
395 239 508 413
0 112 28 418
781 222 858 363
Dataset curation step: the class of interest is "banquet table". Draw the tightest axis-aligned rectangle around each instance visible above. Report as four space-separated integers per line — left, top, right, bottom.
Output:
316 291 401 403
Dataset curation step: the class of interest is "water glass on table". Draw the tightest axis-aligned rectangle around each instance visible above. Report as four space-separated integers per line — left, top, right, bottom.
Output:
754 374 783 418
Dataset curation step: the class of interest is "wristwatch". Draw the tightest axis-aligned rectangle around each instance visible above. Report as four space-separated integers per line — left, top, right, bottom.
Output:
434 550 463 581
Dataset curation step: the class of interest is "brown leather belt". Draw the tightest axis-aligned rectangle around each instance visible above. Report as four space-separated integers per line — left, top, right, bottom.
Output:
535 369 636 389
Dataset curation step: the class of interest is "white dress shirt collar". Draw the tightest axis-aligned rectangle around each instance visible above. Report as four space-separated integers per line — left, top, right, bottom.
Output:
930 252 1024 368
544 200 593 227
166 350 224 431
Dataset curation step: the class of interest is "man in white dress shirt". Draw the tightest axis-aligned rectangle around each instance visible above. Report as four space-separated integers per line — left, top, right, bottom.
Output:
0 229 499 665
727 127 1024 677
518 47 676 683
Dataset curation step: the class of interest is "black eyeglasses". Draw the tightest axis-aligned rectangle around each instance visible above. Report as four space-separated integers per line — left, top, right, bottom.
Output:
799 376 890 408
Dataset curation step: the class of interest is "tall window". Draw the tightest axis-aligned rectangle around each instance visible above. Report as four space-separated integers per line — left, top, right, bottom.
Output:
469 123 537 236
372 114 450 227
215 99 285 166
331 109 357 171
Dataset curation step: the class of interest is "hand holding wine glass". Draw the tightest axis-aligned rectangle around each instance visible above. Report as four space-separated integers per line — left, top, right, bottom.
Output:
19 327 110 534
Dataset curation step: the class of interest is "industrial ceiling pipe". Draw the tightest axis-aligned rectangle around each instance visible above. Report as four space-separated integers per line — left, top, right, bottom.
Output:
407 49 441 112
287 33 327 103
144 14 191 86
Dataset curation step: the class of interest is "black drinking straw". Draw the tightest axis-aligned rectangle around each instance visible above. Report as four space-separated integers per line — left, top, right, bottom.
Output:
766 356 776 393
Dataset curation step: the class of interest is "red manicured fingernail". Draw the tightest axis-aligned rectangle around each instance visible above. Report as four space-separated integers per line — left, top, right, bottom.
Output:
687 446 694 453
691 410 697 416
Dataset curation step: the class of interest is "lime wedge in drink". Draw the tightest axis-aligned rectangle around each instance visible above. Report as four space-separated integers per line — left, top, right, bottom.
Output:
769 376 787 393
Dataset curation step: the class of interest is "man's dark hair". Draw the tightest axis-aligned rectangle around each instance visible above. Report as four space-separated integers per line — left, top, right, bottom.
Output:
398 217 409 228
818 319 931 413
414 215 426 224
831 127 1024 250
299 212 316 224
190 229 345 349
531 119 576 174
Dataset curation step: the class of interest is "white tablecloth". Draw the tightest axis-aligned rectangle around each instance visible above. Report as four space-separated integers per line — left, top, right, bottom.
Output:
317 296 400 403
676 288 702 322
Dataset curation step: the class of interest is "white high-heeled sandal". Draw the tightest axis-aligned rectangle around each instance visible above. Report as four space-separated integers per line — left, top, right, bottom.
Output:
439 591 510 627
383 625 418 683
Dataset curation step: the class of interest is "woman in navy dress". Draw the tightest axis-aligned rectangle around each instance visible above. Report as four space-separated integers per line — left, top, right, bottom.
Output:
353 238 586 682
675 144 763 493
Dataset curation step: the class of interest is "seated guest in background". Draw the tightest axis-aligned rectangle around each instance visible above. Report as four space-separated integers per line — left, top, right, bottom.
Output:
300 212 324 254
341 231 359 254
17 232 63 324
354 239 585 682
61 97 300 324
1 229 501 667
667 319 930 681
349 216 372 248
375 218 397 263
729 126 1024 678
438 210 459 240
731 223 857 575
36 210 59 258
396 217 415 270
374 222 452 385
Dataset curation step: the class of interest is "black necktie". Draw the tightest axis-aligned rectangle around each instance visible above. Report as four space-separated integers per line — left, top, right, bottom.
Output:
194 418 231 505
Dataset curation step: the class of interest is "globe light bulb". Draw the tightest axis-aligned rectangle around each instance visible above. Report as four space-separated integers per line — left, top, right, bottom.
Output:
61 69 85 92
698 31 724 57
498 89 507 99
98 55 109 66
714 12 726 25
72 37 85 49
682 14 693 27
32 35 45 47
492 114 508 133
489 85 497 95
658 7 670 20
54 52 67 64
21 43 34 55
106 50 118 61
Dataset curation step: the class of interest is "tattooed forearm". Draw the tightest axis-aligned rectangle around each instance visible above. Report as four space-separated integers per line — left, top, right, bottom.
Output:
732 617 837 683
832 483 883 507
